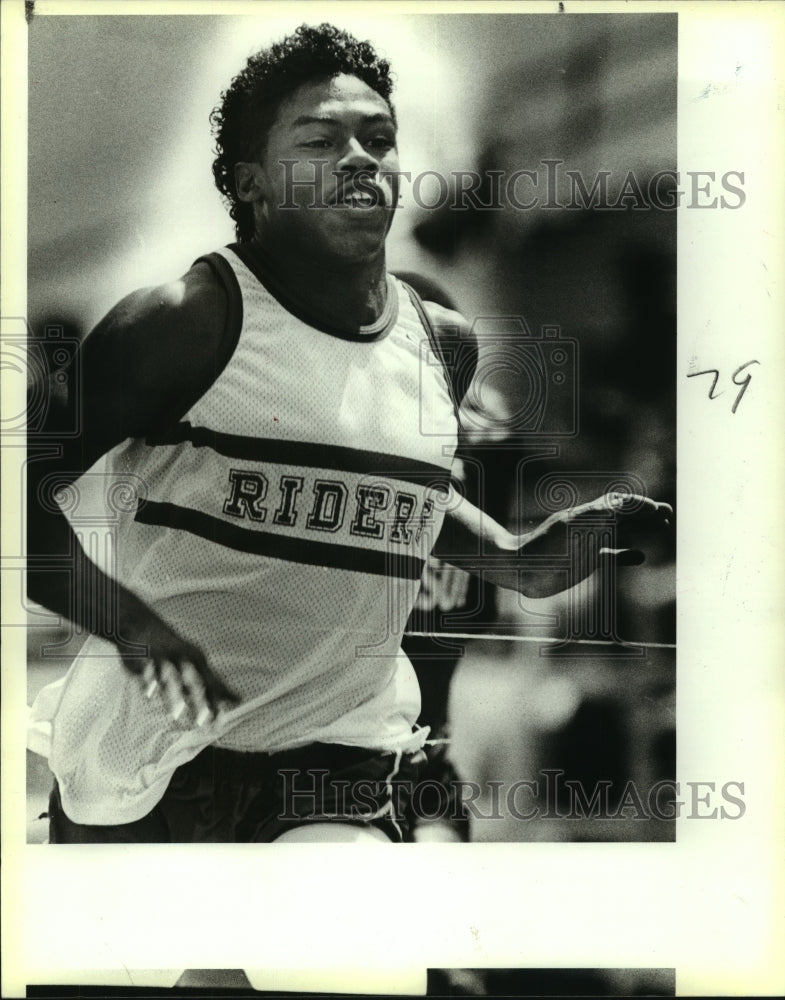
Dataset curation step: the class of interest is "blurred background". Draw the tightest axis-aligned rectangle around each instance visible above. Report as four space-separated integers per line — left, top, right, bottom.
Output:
426 967 675 997
27 12 676 845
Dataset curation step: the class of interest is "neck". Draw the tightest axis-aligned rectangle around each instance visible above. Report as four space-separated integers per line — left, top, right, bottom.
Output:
248 236 389 331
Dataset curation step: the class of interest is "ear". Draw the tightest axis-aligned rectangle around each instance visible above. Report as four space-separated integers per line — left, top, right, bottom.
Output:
234 162 266 204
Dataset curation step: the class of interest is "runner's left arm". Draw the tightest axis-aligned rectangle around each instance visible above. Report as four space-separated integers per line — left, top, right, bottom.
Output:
433 480 671 600
421 305 672 598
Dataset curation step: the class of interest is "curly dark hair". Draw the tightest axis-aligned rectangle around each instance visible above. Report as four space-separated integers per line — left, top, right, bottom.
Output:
210 23 396 242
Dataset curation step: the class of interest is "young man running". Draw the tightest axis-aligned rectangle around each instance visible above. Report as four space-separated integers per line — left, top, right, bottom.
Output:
27 23 671 844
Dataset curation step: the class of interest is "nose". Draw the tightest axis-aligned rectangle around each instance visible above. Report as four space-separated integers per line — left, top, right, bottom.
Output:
337 137 379 175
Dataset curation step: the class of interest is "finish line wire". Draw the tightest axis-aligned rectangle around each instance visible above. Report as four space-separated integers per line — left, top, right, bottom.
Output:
403 631 676 650
406 631 676 746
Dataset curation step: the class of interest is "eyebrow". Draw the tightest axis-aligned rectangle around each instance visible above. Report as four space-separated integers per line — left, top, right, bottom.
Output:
290 113 395 129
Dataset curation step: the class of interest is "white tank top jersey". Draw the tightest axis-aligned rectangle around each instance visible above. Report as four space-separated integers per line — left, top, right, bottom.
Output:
29 246 460 825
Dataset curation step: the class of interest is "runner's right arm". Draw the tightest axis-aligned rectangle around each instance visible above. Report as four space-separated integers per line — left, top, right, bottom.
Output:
27 262 240 721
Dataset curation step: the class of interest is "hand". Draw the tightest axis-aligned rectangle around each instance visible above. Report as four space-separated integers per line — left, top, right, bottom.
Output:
512 492 673 599
117 593 240 726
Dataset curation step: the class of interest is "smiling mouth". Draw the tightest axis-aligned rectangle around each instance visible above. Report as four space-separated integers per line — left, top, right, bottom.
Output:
333 186 386 209
342 193 377 207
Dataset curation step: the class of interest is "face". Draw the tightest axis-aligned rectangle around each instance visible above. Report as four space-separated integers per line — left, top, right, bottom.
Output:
238 74 400 262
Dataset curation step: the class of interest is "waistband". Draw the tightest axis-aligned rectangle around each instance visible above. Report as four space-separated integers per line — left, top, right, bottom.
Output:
182 741 421 784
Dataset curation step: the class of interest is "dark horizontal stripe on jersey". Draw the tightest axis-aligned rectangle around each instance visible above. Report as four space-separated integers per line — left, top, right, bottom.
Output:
146 422 452 491
135 500 427 580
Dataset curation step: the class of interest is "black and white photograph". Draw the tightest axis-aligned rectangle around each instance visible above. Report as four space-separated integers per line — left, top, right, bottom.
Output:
1 1 783 996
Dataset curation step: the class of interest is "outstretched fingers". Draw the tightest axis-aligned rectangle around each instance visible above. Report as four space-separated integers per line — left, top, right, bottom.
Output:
158 660 189 722
603 493 673 521
139 653 240 727
569 494 673 540
183 649 241 716
141 661 159 700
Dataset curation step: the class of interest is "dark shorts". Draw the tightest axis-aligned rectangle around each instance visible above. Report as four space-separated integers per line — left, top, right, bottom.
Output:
48 742 426 844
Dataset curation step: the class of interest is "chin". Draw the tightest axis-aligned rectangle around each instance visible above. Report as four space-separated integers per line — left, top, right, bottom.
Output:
325 233 388 263
327 210 396 258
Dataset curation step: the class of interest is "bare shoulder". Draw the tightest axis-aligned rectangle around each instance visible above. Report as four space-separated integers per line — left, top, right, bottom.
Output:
71 261 229 449
422 300 473 338
99 261 226 351
421 299 479 356
421 301 478 405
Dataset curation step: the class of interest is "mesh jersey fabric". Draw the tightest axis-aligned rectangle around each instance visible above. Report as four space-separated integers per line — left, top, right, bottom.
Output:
29 246 459 825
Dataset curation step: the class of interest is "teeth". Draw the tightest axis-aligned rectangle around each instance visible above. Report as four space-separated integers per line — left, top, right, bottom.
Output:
343 194 376 206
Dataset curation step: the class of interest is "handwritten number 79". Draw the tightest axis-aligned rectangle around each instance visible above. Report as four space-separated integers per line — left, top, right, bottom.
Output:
687 360 759 414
